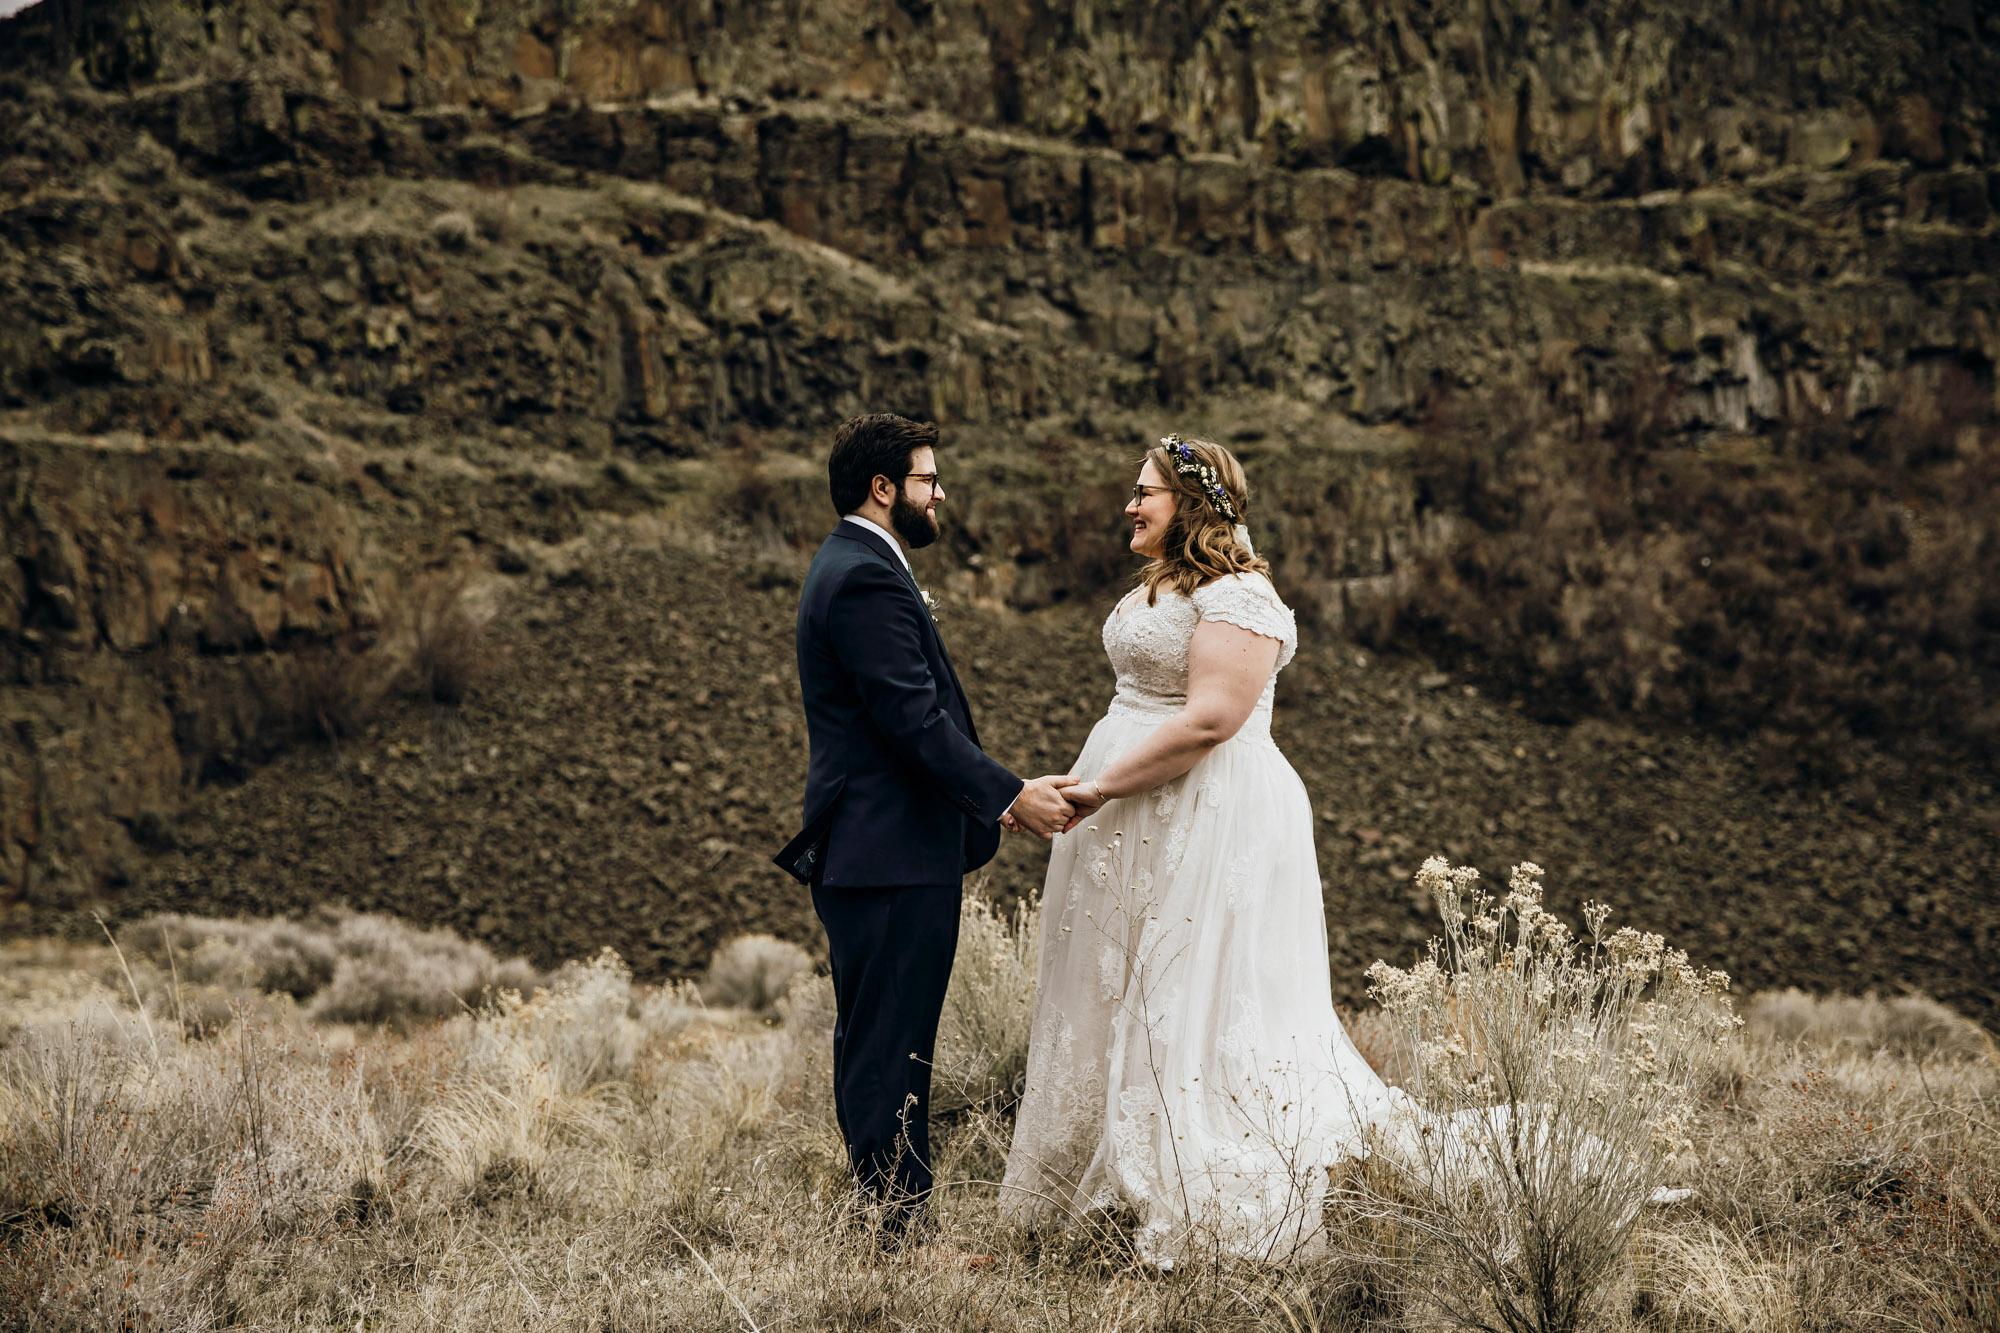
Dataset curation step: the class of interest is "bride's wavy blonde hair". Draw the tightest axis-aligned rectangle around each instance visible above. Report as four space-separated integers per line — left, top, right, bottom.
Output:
1137 436 1270 604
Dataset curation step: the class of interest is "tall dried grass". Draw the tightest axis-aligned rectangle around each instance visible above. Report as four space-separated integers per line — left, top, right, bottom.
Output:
408 950 657 1205
0 907 1991 1333
1745 986 1996 1063
0 1010 383 1329
934 890 1039 1115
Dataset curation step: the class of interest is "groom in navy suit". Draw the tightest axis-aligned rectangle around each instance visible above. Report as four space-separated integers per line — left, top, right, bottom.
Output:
777 413 1076 1241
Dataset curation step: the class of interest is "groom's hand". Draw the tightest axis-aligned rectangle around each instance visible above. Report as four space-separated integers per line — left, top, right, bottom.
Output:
1007 774 1079 840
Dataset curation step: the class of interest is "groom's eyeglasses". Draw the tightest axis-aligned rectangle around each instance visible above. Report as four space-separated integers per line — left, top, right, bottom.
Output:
904 472 941 495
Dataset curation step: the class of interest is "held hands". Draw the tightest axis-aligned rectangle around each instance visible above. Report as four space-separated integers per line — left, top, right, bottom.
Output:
1057 779 1107 834
1002 774 1083 840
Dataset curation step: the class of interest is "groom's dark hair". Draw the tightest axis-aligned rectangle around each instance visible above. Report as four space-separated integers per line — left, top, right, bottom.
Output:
828 414 939 515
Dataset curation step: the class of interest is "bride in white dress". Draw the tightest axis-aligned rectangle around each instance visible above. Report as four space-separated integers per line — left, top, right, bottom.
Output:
999 435 1403 1265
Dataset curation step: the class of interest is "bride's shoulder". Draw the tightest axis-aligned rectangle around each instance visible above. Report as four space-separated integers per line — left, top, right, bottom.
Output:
1191 571 1294 635
1193 570 1282 603
1197 569 1274 588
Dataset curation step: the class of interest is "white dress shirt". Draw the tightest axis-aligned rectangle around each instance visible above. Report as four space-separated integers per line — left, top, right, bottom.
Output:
840 514 911 575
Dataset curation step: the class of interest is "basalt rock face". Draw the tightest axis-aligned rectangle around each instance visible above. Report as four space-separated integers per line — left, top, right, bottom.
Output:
7 2 1998 433
0 2 1996 1009
10 0 1995 181
1 425 372 907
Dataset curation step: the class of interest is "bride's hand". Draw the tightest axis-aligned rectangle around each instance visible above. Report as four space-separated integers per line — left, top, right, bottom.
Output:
1059 779 1108 834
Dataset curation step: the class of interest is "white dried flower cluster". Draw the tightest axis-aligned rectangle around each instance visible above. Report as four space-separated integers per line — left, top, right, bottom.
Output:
1363 956 1448 1015
1360 853 1743 1322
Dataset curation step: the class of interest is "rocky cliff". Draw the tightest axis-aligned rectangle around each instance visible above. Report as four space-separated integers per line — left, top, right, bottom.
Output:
2 0 1996 1015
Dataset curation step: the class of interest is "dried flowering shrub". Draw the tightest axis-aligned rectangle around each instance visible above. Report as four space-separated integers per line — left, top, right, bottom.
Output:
1355 856 1743 1333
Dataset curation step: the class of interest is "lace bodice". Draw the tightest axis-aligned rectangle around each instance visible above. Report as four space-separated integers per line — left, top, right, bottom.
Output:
1101 573 1297 728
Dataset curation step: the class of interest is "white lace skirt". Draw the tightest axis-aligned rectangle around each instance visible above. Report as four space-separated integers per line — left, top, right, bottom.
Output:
1000 698 1403 1264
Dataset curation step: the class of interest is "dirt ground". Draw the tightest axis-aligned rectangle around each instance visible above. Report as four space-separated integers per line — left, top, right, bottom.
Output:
113 518 2000 1027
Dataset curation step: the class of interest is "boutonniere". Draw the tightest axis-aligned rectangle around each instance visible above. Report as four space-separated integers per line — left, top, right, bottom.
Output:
919 588 941 625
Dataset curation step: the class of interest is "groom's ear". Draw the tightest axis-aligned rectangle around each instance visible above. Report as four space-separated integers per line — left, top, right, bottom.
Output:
868 472 898 507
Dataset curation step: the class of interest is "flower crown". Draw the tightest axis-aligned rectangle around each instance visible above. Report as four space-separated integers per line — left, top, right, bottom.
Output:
1160 434 1239 521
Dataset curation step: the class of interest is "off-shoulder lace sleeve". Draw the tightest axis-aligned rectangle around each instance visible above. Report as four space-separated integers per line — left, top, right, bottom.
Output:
1191 573 1296 665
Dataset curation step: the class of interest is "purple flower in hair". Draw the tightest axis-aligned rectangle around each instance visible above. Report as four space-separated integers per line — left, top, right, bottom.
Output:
1159 434 1239 521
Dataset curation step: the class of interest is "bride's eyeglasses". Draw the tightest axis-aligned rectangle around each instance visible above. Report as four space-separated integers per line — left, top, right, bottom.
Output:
1129 483 1171 504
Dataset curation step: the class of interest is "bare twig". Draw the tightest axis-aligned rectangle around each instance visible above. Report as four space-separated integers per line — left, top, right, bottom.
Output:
161 922 187 1036
475 1225 546 1317
94 910 159 1059
663 1216 762 1332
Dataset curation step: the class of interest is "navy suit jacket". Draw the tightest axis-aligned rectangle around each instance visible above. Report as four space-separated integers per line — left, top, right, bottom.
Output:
782 523 1022 888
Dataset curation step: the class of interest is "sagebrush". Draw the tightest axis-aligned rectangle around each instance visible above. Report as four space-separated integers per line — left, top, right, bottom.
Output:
1360 858 1741 1332
120 908 541 1030
0 899 1992 1332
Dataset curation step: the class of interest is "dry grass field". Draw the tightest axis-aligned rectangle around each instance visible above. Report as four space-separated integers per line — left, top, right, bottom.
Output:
1 896 1995 1333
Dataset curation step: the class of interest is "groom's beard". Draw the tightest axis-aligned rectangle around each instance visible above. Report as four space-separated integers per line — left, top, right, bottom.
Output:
889 490 939 550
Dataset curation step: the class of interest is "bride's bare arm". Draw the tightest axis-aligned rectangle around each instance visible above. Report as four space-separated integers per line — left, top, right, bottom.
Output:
1076 619 1281 809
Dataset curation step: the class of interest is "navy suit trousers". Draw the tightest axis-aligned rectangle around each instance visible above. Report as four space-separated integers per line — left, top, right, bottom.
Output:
810 879 961 1232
